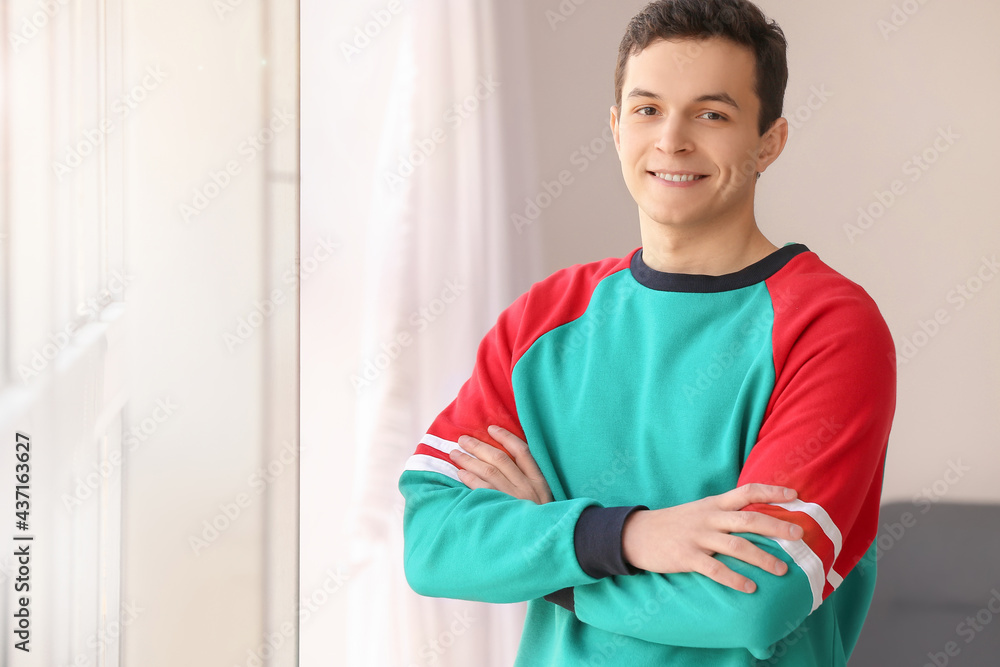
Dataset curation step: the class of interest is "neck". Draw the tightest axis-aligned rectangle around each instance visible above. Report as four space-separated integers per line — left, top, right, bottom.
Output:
638 213 778 276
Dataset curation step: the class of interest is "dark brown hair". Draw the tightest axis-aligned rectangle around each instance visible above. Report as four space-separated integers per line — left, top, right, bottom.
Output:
614 0 788 136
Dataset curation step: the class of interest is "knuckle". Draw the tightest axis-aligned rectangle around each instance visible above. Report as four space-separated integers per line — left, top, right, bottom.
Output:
484 447 507 464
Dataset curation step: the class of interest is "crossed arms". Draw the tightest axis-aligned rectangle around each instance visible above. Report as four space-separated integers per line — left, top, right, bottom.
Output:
399 267 896 655
452 426 803 594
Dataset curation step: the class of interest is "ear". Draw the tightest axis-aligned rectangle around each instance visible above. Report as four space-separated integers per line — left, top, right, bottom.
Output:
610 105 622 156
755 117 788 175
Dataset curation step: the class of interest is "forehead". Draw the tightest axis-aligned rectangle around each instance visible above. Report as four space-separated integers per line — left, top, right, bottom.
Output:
622 37 757 103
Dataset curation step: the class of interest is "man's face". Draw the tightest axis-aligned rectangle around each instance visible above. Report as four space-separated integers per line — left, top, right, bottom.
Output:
611 37 786 233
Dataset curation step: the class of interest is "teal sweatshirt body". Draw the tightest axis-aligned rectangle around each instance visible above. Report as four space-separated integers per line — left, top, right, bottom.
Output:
399 245 896 665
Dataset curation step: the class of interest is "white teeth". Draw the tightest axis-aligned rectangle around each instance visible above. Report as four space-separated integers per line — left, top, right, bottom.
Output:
654 173 705 182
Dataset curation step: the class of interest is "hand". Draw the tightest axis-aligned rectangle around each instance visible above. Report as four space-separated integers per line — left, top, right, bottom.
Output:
449 425 553 505
622 484 804 593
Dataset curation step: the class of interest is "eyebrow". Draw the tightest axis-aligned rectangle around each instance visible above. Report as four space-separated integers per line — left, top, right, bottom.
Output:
626 87 741 111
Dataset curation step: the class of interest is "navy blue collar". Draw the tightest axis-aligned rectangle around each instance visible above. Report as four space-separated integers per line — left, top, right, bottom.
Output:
630 243 810 293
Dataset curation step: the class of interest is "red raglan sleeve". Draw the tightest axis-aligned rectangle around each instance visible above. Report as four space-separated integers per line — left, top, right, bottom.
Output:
734 259 897 611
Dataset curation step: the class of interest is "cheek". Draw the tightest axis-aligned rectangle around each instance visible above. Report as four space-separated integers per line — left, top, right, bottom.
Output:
722 151 759 182
718 138 760 175
617 126 647 158
618 139 644 172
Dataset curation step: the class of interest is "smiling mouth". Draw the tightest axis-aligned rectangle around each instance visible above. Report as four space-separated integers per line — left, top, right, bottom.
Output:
651 172 708 183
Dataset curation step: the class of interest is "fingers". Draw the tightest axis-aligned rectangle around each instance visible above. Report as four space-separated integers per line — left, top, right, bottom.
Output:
450 449 506 493
694 534 791 593
694 555 760 593
488 426 554 504
449 429 552 504
718 508 804 542
720 483 797 510
455 467 491 491
449 437 509 488
488 426 546 482
708 533 789 580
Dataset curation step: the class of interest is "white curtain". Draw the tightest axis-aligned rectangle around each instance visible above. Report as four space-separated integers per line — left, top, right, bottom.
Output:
345 1 541 665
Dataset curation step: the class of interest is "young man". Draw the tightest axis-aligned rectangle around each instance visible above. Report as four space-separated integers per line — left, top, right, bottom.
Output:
399 1 896 664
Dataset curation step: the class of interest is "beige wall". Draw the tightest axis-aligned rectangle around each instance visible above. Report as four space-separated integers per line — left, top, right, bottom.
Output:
517 0 1000 505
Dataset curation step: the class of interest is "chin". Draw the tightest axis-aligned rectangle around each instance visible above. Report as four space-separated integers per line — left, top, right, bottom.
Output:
646 215 699 229
644 207 705 228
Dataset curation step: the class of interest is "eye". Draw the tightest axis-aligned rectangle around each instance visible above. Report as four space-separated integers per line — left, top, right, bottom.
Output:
636 106 658 116
699 111 727 121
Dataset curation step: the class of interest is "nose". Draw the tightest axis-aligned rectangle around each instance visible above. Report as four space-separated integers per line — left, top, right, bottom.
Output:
654 113 693 154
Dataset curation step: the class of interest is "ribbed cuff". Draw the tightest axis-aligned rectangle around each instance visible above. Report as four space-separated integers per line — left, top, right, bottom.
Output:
574 505 647 579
